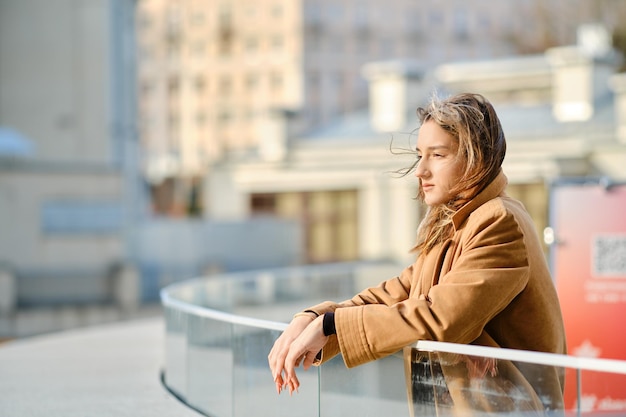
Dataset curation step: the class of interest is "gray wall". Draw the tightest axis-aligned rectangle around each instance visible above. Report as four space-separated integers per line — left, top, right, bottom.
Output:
132 218 303 301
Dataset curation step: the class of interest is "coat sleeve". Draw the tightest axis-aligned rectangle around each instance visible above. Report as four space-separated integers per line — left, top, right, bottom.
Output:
335 201 531 368
304 264 414 314
304 264 414 364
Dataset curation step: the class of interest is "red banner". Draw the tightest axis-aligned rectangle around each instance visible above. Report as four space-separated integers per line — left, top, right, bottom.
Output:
552 182 626 412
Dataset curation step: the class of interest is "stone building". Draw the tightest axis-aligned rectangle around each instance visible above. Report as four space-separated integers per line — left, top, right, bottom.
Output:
0 0 141 326
136 0 623 213
205 25 626 265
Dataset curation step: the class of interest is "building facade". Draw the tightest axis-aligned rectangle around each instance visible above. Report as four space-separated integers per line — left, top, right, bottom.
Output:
204 25 626 265
0 0 141 316
136 0 625 214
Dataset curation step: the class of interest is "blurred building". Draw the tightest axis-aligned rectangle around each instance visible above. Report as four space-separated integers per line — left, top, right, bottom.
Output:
205 24 626 265
136 0 624 214
3 0 625 337
0 0 142 332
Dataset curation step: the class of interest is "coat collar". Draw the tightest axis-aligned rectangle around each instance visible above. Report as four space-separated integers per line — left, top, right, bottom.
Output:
451 170 508 230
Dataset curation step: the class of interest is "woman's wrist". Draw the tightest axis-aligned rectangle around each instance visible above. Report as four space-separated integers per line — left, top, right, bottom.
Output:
293 310 319 320
322 312 336 336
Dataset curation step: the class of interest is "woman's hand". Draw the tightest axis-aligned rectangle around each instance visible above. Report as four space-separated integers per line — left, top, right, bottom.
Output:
282 315 328 391
268 314 328 394
268 314 315 394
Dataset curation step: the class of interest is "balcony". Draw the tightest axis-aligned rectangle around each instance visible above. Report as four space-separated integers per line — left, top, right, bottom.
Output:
161 262 626 416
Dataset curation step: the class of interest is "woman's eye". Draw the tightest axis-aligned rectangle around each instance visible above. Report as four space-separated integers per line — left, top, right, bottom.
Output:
416 155 422 162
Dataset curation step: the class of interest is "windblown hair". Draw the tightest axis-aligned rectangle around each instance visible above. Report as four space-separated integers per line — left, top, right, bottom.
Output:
412 93 506 254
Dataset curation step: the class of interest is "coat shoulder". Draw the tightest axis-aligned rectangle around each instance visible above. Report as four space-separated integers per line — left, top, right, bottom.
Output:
464 196 526 229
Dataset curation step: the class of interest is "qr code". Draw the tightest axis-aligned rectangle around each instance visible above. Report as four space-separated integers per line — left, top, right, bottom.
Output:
593 235 626 277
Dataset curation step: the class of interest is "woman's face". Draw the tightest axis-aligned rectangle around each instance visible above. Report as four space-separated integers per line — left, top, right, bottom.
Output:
414 120 465 207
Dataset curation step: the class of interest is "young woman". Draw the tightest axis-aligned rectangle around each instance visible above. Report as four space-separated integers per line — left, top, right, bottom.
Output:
268 93 566 414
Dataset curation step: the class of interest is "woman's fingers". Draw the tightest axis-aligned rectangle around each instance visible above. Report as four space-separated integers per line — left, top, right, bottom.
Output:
268 334 294 385
275 374 283 394
274 345 306 395
274 352 300 395
268 314 323 395
274 366 300 395
302 350 317 370
269 337 302 395
287 372 300 395
268 342 286 380
268 315 315 389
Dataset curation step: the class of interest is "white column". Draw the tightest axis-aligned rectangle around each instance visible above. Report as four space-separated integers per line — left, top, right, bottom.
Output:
610 73 626 144
358 179 383 259
387 178 420 264
204 168 248 220
110 263 140 312
0 269 16 316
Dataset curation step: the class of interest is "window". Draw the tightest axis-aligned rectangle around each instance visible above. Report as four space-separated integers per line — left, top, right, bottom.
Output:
332 72 344 91
168 77 180 96
218 2 233 25
244 4 257 19
330 37 344 53
167 42 181 60
137 12 151 30
193 41 206 57
219 76 232 95
218 3 234 56
167 4 181 34
194 76 206 93
429 10 443 28
168 112 180 129
270 72 283 90
308 71 320 89
249 191 359 263
242 108 255 122
270 3 283 18
246 73 259 90
310 190 358 262
250 193 276 215
453 8 469 40
308 31 321 51
42 201 123 234
218 28 234 56
478 14 490 31
140 80 153 97
191 11 205 26
245 36 259 53
327 5 344 22
168 111 180 148
379 37 394 58
305 3 321 23
271 35 283 51
217 109 233 125
196 111 206 127
354 3 368 27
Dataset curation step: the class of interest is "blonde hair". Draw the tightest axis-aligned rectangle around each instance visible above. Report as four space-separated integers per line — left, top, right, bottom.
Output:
412 93 506 254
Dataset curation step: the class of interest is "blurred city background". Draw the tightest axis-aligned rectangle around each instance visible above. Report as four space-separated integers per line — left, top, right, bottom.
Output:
1 0 626 342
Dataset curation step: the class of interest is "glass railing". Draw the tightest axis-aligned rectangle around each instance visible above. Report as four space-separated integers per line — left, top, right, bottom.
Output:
160 262 626 417
407 341 626 416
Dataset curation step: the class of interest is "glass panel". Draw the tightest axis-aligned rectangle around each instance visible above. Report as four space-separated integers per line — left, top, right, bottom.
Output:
232 325 318 417
186 315 233 416
162 264 626 417
320 354 408 417
577 369 626 415
164 306 188 400
563 367 579 415
405 347 566 417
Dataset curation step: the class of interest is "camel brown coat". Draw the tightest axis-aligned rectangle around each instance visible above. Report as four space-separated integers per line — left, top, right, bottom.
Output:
304 171 566 414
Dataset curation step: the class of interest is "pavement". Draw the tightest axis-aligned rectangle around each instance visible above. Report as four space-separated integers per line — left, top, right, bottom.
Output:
0 316 199 417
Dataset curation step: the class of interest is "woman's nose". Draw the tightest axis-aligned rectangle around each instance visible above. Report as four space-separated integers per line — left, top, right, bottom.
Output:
415 160 428 178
